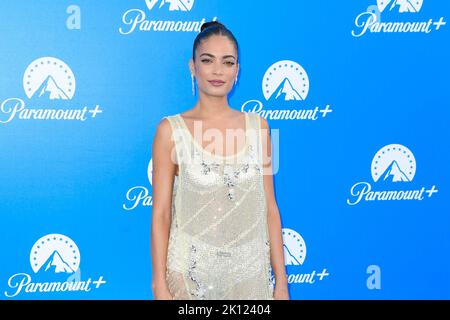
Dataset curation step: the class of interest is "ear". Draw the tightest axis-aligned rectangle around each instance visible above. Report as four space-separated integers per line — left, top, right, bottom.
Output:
188 58 195 76
236 62 240 79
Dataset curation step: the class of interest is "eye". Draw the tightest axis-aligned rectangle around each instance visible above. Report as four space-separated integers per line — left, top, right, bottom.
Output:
201 59 211 63
225 61 235 66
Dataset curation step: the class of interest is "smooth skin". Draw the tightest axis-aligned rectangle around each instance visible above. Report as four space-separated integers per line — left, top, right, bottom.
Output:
151 34 289 300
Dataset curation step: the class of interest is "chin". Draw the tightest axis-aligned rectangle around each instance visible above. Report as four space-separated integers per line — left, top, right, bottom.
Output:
201 89 230 97
209 91 228 97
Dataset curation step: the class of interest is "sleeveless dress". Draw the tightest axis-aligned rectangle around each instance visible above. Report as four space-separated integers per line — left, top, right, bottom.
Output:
164 112 274 300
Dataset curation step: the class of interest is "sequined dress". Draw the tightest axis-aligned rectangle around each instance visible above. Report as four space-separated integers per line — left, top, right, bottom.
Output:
163 112 274 300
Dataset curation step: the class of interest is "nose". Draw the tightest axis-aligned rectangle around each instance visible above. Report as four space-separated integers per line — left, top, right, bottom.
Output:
212 61 224 75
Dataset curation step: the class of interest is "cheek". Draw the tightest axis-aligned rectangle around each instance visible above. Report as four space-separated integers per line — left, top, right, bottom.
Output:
195 71 206 81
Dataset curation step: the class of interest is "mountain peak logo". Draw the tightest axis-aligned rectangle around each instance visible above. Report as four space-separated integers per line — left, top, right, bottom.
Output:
352 0 445 37
380 160 410 182
377 0 424 13
282 228 306 266
30 234 80 274
347 143 438 205
241 58 333 121
1 56 102 125
262 60 309 101
23 57 75 100
281 228 330 285
145 0 194 11
371 144 416 183
4 233 107 298
36 75 70 100
40 250 75 274
272 78 303 101
120 0 208 35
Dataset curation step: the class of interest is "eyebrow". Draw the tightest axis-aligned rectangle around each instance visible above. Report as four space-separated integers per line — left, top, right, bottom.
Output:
199 53 236 60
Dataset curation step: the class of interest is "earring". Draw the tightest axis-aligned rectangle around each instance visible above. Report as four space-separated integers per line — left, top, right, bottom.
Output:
191 74 195 96
234 77 237 85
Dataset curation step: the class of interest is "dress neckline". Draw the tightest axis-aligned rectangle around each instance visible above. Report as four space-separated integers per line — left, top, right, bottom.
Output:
177 112 249 160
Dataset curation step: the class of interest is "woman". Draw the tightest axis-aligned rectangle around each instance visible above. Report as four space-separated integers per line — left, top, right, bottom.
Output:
151 21 289 300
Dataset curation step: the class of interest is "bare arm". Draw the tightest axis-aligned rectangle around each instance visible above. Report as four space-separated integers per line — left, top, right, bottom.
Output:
260 116 289 293
150 118 177 295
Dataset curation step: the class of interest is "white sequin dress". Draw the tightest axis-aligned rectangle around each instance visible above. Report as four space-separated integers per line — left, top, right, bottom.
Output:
164 112 274 300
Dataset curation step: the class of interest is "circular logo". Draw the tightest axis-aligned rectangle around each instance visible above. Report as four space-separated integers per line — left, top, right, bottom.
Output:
23 57 75 100
30 234 80 274
282 228 306 266
371 144 416 183
377 0 423 13
262 60 309 101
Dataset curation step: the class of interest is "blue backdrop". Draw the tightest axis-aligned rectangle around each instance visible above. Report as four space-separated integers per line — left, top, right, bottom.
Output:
1 0 449 300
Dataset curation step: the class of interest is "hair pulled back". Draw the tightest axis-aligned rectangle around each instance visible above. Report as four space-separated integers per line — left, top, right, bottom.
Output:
192 20 239 62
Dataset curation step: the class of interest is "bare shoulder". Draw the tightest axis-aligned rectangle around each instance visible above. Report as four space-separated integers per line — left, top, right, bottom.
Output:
156 116 172 133
153 116 174 147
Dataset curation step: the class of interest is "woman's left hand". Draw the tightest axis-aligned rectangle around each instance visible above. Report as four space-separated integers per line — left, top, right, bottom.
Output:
273 283 290 300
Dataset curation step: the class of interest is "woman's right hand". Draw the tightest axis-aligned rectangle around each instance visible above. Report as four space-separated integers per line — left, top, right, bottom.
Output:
153 285 174 300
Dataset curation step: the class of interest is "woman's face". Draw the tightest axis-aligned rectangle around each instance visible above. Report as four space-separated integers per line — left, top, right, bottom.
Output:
189 35 239 98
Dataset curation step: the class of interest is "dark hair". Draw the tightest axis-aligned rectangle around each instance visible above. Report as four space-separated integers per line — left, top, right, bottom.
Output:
192 20 239 62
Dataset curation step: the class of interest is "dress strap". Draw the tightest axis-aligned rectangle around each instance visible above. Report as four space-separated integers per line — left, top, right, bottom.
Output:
255 113 265 168
245 112 264 167
164 114 192 165
165 114 185 132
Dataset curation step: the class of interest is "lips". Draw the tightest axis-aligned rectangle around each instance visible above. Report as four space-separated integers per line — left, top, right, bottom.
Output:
208 80 225 86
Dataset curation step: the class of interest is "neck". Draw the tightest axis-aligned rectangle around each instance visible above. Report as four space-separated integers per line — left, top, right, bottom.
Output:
194 92 233 119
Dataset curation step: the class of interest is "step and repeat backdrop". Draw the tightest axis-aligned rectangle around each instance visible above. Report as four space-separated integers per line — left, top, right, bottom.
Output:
1 0 449 300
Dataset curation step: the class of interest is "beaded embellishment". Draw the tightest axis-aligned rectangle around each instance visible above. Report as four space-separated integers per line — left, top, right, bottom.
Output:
179 114 262 202
197 143 262 201
188 244 206 299
265 240 275 292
